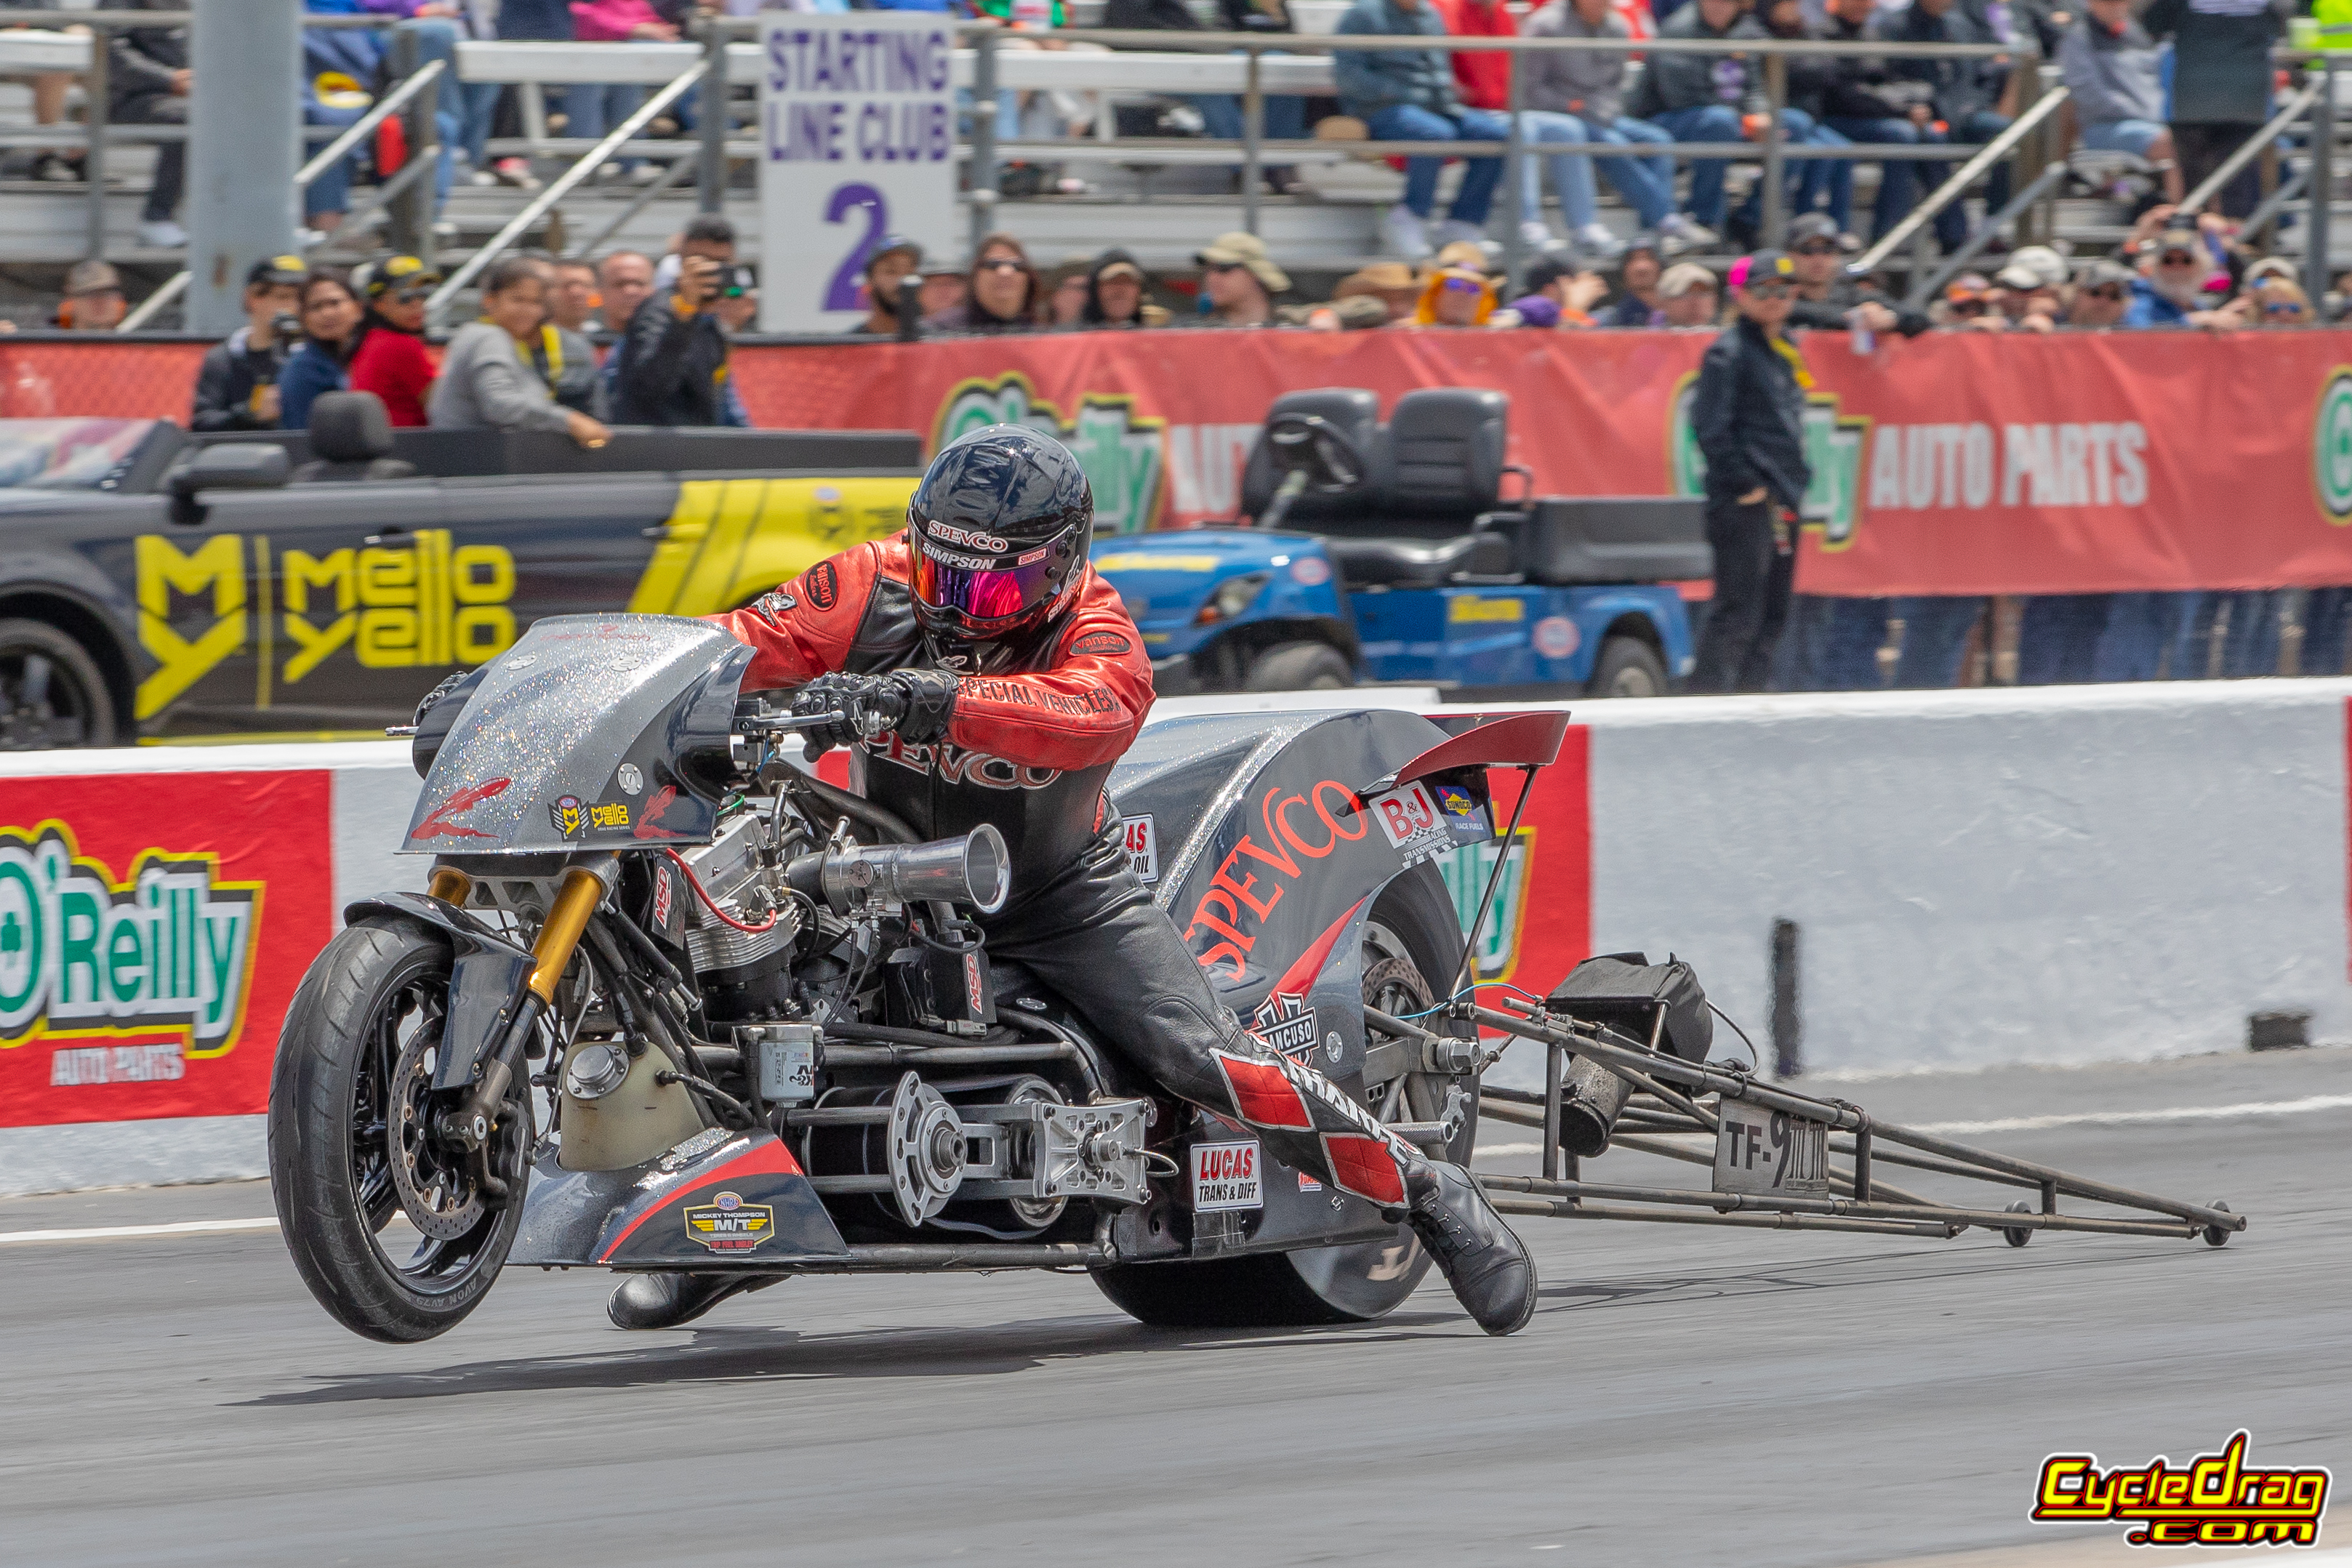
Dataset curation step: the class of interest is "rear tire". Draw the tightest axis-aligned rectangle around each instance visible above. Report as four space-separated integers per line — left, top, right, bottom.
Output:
268 919 527 1343
1243 640 1353 692
1093 864 1476 1328
1586 635 1667 699
0 618 116 748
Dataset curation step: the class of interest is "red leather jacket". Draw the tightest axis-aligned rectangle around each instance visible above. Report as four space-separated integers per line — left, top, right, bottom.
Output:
709 536 1155 889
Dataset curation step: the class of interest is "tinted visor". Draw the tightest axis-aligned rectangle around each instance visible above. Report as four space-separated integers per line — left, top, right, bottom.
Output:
910 532 1062 626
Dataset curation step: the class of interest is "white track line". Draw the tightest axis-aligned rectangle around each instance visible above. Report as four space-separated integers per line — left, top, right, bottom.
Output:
1910 1092 2352 1136
0 1217 279 1245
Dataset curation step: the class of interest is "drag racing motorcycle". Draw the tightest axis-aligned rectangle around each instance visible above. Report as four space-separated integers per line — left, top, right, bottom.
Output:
269 612 1549 1343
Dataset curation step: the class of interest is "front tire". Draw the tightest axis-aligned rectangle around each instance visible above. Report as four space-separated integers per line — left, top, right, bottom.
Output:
0 618 116 748
1093 864 1476 1328
268 919 527 1343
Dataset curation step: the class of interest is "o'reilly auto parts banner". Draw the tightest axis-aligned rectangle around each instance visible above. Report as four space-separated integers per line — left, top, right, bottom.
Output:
0 769 332 1127
725 329 2352 598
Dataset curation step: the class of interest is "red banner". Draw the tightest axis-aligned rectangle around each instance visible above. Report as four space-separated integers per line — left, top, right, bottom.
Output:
14 330 2352 594
729 329 2352 597
0 769 333 1127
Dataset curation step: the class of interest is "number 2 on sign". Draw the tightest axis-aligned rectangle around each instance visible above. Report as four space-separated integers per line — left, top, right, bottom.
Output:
822 183 888 313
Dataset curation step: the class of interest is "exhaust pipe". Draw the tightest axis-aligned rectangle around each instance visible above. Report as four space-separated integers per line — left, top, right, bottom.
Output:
792 823 1010 916
1555 1054 1631 1158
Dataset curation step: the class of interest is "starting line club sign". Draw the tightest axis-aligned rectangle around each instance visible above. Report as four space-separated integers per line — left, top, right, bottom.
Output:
758 12 955 334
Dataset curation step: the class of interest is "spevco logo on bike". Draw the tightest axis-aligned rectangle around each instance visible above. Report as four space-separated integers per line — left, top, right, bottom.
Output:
2312 369 2352 523
2031 1431 2330 1546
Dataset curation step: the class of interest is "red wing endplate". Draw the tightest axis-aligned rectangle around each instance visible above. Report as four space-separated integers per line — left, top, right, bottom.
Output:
1389 711 1573 789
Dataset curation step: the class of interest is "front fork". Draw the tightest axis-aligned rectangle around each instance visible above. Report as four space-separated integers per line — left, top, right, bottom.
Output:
428 854 617 1197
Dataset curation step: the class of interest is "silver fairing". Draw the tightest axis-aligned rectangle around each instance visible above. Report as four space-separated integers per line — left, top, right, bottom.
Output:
404 614 748 854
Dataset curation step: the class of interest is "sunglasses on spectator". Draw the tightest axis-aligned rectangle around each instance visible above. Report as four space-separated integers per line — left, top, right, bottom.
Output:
2265 300 2305 315
2158 249 2197 267
2082 285 2127 301
1741 280 1793 299
1947 297 1988 316
1440 276 1483 293
1791 240 1839 256
389 287 432 304
976 257 1027 273
1205 261 1247 275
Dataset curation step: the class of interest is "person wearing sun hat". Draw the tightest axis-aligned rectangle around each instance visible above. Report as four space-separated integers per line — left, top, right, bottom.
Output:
1194 231 1290 327
1689 249 1812 693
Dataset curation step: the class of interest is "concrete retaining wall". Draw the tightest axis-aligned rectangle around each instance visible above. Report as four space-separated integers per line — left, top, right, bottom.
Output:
5 679 2342 1195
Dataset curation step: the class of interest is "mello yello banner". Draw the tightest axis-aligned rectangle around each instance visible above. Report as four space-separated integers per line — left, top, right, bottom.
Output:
15 330 2352 594
726 329 2352 597
0 770 332 1127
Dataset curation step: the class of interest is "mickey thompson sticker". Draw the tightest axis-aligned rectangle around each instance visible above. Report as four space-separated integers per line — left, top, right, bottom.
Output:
683 1191 775 1253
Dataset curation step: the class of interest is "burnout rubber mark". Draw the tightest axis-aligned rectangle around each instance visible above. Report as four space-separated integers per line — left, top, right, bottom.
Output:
1212 1050 1315 1130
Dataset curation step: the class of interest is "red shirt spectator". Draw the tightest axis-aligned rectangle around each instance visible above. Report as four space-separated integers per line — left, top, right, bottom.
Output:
350 329 436 427
1434 0 1516 112
348 254 440 427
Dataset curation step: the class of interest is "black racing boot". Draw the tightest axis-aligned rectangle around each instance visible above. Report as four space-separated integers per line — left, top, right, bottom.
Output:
607 1271 766 1330
1406 1161 1538 1336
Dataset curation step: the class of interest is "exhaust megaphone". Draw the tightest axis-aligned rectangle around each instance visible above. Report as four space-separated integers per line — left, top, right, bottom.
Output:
791 823 1011 916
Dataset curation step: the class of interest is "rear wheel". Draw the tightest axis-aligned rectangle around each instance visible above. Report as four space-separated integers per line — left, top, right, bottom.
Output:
0 619 116 748
1586 635 1667 699
268 919 528 1343
1243 640 1353 692
1093 864 1476 1327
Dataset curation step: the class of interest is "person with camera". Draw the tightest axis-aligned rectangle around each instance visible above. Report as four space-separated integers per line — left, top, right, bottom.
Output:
191 256 310 432
611 233 736 426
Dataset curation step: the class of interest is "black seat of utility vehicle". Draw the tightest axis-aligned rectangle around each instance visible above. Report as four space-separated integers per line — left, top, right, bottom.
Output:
1240 385 1711 587
291 393 420 483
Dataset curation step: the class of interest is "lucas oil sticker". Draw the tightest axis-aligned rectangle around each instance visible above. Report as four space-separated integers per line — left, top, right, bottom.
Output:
683 1190 775 1252
1192 1140 1262 1211
1123 814 1157 883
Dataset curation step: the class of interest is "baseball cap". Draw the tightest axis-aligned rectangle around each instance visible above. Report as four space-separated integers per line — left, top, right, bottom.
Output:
247 254 309 289
1727 250 1796 292
1658 262 1719 298
867 234 923 269
2004 244 2068 289
2078 257 2136 289
1619 232 1663 264
1094 257 1147 284
1522 255 1580 294
2244 255 2298 286
361 254 441 298
1787 213 1842 248
1995 260 2047 291
1196 230 1290 294
63 259 122 297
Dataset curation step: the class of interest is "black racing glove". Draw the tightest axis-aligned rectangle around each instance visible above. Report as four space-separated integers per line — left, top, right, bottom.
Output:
883 669 958 744
790 672 875 751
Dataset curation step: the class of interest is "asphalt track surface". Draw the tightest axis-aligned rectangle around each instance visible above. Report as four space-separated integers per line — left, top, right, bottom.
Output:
6 1047 2350 1568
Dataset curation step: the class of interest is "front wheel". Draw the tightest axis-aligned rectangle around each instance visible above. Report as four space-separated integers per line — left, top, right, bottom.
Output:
1586 635 1668 699
268 919 528 1342
1243 640 1353 692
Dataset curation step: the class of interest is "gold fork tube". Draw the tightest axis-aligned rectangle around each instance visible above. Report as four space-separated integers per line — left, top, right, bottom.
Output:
427 864 473 906
527 864 609 1002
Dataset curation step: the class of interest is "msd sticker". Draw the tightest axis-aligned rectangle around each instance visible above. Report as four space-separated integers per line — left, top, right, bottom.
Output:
1123 813 1157 882
1366 781 1449 864
1192 1140 1262 1211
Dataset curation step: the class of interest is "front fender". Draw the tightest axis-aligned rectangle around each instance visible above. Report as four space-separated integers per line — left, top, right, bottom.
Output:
345 892 535 1094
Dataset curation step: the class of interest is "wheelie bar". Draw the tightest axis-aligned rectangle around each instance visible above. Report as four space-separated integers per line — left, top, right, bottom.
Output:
1362 1000 2248 1246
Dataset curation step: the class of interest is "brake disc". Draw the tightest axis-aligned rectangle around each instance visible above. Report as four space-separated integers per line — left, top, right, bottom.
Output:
385 1025 486 1241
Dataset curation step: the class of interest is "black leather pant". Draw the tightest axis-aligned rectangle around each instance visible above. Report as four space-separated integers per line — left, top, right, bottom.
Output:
984 829 1426 1207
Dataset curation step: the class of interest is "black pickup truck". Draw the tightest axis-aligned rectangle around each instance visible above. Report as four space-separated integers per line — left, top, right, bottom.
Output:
0 409 921 747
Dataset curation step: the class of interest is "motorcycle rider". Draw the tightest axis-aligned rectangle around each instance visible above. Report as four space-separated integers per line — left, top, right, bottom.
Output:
610 425 1538 1335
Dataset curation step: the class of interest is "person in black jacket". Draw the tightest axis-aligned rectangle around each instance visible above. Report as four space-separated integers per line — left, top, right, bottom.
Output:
100 0 190 249
609 252 731 427
1818 0 1940 242
2143 0 2288 220
1782 213 1929 336
190 255 309 432
1882 0 2011 253
1690 250 1813 693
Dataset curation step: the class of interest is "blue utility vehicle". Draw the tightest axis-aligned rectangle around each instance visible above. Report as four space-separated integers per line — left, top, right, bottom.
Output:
1091 387 1711 699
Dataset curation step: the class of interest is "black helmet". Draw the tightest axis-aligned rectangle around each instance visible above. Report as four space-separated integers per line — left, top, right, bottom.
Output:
906 425 1091 642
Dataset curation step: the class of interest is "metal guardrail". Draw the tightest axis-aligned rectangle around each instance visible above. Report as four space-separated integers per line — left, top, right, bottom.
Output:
1851 87 2071 279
